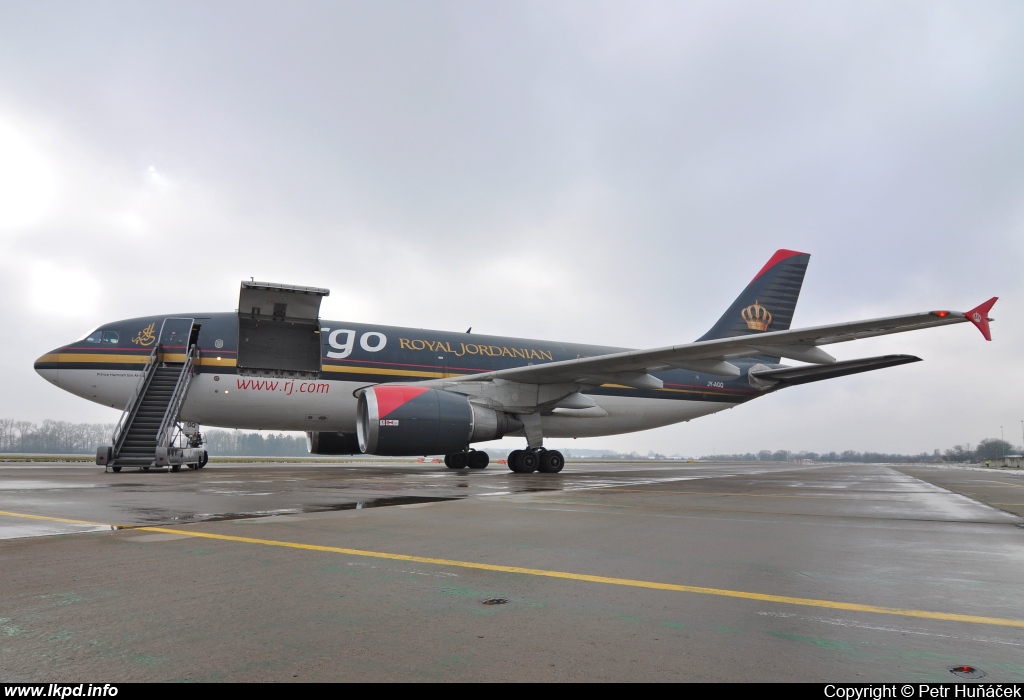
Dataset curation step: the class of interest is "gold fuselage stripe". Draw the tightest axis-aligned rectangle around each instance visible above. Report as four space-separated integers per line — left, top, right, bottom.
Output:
43 355 753 397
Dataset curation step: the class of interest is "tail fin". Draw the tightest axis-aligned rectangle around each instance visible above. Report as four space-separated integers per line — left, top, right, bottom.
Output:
697 249 810 342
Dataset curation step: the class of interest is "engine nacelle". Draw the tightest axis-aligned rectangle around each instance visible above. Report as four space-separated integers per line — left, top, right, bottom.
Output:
356 385 521 456
306 431 362 455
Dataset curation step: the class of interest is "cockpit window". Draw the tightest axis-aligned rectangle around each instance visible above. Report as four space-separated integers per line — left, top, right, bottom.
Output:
102 331 119 345
84 331 102 344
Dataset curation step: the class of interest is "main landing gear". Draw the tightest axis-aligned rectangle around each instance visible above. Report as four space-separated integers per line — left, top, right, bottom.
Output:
444 449 489 470
507 448 564 474
442 447 566 474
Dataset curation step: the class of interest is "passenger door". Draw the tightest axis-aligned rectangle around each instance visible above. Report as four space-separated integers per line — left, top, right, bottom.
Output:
158 317 197 362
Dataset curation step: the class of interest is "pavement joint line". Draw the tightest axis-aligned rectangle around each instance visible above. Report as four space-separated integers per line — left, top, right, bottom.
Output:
2 508 1024 629
599 488 888 499
514 500 1015 525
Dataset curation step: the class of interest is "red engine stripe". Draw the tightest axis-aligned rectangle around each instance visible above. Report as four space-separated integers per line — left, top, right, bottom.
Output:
375 385 431 418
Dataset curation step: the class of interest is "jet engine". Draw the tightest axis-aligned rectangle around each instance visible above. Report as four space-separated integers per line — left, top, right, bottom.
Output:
306 431 361 455
356 385 521 456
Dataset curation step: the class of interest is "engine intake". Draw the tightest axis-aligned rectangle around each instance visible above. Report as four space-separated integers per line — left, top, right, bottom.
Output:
356 385 521 456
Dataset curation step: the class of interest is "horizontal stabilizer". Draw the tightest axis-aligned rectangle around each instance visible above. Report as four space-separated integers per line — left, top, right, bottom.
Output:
748 354 921 390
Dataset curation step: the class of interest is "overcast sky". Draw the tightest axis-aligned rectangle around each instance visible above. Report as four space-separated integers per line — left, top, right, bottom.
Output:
1 1 1022 456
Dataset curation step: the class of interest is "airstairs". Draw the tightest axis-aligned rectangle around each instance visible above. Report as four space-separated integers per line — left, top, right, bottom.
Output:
97 318 207 472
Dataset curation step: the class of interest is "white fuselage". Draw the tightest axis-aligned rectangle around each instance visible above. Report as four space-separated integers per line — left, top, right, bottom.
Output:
45 367 735 439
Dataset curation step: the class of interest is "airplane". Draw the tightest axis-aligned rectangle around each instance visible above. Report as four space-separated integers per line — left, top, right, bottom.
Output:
34 249 997 473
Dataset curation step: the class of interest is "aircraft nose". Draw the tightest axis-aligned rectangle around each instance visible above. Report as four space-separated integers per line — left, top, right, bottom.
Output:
35 349 62 388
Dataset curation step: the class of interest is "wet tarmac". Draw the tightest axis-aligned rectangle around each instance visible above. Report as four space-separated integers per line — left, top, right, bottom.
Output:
0 460 1021 681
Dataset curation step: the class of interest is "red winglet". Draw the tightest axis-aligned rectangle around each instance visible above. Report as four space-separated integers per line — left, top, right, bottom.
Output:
964 297 998 341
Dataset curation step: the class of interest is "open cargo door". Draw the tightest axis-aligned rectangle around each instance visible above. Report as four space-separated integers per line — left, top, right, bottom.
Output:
237 281 329 377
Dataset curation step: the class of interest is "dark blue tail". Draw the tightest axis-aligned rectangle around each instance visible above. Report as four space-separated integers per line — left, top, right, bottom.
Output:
697 249 810 342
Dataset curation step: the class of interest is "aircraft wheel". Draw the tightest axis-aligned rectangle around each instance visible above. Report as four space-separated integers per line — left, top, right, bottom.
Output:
538 450 565 473
198 451 209 468
468 450 489 469
448 452 469 469
506 450 521 472
510 449 537 473
519 450 538 473
111 466 121 473
171 464 181 472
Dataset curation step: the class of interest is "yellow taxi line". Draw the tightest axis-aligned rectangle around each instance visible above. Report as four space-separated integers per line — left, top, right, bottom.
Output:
1 509 1022 629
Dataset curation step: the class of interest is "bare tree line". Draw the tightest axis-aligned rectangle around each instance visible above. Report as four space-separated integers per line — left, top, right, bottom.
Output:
203 429 308 456
1 418 1019 460
0 418 115 454
697 438 1020 463
0 419 310 456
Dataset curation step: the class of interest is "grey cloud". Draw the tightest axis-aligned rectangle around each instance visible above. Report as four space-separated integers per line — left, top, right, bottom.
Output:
1 1 1021 453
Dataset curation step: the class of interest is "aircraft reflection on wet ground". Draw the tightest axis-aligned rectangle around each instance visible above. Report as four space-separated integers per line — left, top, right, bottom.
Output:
0 460 826 530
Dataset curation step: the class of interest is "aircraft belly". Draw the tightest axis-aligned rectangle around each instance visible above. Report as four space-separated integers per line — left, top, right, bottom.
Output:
68 363 730 439
183 375 360 432
539 395 734 438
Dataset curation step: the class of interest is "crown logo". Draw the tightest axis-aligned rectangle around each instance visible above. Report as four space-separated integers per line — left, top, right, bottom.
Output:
741 300 772 332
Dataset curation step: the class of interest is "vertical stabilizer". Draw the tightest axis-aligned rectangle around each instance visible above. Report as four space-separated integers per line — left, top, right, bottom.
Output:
697 249 810 342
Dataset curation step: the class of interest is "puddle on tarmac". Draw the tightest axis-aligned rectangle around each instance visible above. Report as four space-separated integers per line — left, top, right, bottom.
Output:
0 522 108 540
122 495 462 525
0 481 99 490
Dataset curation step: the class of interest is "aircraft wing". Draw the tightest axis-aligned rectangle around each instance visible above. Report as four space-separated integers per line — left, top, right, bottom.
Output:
435 301 995 389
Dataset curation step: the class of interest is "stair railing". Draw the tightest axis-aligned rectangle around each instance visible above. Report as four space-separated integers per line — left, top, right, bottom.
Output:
111 343 161 457
156 345 198 450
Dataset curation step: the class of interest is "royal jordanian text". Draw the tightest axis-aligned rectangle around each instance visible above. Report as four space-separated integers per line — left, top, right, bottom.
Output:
824 686 1022 699
4 685 118 698
399 338 554 361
